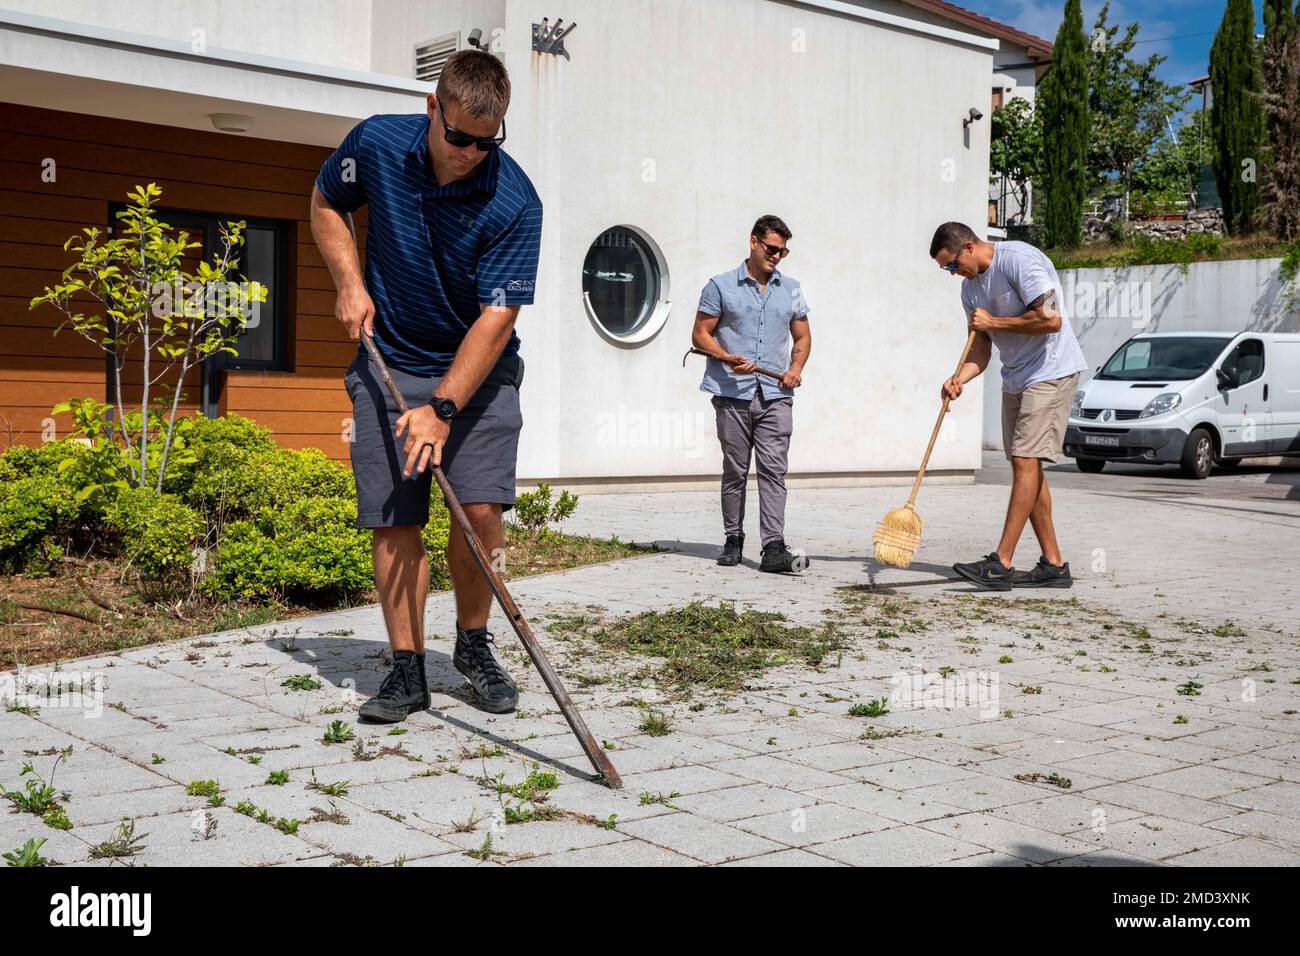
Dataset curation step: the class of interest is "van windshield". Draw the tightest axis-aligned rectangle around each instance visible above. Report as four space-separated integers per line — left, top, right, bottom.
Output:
1096 337 1231 381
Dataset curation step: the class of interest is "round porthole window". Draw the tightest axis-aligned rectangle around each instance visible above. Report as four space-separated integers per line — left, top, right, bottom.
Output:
581 226 670 344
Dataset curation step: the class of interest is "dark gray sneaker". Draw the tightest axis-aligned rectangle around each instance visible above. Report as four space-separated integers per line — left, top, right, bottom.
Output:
952 553 1015 591
1012 555 1073 588
760 538 806 573
454 626 519 714
717 534 744 566
358 651 430 723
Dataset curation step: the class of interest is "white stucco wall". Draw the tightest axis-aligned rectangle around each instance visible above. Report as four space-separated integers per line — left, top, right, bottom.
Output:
490 0 993 482
980 257 1300 448
0 0 375 69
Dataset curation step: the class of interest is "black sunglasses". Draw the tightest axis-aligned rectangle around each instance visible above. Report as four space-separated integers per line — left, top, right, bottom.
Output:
754 237 789 259
942 246 968 273
435 101 506 151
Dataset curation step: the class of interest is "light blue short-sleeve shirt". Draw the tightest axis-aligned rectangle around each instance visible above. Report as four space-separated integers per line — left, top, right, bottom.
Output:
698 262 809 401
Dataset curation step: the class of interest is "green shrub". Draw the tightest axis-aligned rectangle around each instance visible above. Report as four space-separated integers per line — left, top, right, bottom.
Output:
162 413 275 498
511 481 578 537
104 487 204 582
208 497 372 600
0 474 79 574
183 446 352 520
422 496 452 591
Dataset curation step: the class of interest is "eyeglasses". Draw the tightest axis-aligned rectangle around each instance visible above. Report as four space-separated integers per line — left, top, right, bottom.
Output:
942 246 967 273
435 101 506 151
754 237 789 259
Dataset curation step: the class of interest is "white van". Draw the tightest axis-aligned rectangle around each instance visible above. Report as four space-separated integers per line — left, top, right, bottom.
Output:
1065 331 1300 479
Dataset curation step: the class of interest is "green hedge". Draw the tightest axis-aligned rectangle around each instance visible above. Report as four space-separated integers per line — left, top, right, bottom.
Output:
0 412 474 601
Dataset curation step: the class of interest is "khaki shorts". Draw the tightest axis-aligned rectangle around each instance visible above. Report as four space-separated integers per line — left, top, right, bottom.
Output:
1002 373 1079 462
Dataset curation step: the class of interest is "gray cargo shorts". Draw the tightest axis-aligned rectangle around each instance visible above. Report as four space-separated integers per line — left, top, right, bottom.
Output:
343 348 524 529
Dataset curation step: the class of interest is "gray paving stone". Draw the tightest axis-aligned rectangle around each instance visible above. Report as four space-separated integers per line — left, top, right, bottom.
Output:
711 754 851 792
619 812 787 864
512 839 697 866
735 802 892 847
811 824 985 866
1165 837 1299 866
919 811 1098 864
1072 814 1240 862
1139 765 1276 800
807 782 964 824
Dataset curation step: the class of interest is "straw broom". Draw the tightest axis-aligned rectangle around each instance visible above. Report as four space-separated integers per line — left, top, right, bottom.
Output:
873 330 978 568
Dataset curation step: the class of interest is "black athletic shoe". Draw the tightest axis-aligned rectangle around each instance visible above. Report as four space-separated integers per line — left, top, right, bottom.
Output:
454 626 519 714
358 651 430 723
760 538 806 573
1012 555 1073 588
717 534 744 566
952 553 1015 591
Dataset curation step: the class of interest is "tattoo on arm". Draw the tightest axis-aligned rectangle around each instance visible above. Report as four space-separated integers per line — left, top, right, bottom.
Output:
1028 290 1058 315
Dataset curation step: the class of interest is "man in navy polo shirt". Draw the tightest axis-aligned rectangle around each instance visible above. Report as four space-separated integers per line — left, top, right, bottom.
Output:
310 51 542 722
691 215 812 573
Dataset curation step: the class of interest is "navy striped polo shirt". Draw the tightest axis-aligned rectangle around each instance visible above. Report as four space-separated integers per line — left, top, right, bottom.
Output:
315 113 543 376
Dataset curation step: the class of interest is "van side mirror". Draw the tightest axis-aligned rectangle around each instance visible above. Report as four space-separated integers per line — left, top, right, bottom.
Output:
1216 367 1238 391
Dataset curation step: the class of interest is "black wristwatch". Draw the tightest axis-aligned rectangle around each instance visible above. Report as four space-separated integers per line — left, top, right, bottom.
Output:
430 395 458 421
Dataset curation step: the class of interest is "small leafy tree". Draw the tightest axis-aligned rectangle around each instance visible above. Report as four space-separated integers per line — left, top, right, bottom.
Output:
30 184 266 492
1086 3 1191 225
990 98 1042 225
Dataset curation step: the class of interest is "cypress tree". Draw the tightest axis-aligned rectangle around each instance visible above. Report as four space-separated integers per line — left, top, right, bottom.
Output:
1210 0 1266 234
1040 0 1090 248
1261 0 1300 240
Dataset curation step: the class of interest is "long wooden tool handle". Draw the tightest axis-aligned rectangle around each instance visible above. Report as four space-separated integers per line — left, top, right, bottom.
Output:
906 330 978 507
359 333 623 789
684 347 785 382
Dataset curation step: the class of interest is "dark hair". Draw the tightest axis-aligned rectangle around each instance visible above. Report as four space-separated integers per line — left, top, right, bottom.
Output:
929 222 978 259
436 50 511 119
751 215 792 242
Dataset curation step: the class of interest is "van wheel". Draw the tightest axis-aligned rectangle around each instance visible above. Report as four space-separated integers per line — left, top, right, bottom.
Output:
1180 428 1214 479
1076 458 1106 474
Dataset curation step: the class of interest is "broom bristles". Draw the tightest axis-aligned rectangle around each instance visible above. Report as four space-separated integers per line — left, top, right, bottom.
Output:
872 505 922 569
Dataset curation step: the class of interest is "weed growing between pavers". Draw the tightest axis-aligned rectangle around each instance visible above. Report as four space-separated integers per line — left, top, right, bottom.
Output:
546 600 846 695
2 748 73 830
88 818 147 859
3 837 50 866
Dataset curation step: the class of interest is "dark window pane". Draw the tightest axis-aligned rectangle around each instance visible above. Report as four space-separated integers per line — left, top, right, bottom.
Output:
582 227 660 335
229 226 276 366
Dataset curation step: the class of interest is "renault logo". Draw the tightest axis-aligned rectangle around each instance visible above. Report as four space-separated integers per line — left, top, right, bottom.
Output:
1101 409 1115 422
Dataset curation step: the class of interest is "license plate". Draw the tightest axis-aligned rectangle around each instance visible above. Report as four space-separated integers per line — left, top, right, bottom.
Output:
1084 434 1120 447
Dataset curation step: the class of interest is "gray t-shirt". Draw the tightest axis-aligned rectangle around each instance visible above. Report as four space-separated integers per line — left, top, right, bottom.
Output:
960 241 1088 393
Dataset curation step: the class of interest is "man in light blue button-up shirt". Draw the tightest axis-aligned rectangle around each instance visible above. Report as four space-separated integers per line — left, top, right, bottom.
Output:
691 216 812 573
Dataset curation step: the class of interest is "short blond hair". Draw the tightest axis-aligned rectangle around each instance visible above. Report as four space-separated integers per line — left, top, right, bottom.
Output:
436 50 510 119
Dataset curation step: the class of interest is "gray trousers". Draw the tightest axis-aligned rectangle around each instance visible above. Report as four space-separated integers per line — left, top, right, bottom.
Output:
712 392 793 547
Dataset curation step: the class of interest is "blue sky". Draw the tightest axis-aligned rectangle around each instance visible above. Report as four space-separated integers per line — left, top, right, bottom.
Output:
959 1 1262 104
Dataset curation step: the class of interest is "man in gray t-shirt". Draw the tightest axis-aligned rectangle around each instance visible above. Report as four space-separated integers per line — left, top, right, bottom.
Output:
929 222 1088 592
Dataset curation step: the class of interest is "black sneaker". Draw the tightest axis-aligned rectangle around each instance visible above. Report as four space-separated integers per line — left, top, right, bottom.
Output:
952 553 1015 591
454 626 519 714
358 651 430 723
717 534 744 566
1012 555 1073 588
760 538 806 573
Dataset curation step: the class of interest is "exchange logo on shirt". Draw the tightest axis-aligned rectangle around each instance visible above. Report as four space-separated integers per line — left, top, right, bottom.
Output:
505 279 535 294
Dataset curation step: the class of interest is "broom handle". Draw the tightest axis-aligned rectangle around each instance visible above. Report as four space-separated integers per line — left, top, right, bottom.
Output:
906 330 978 507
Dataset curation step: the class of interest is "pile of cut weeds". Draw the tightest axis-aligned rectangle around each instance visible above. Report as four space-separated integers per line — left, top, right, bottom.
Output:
546 600 844 695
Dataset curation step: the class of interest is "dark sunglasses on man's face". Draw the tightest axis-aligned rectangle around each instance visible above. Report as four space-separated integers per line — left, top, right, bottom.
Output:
942 246 968 273
436 101 506 151
755 238 789 259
